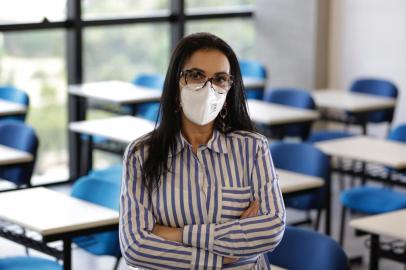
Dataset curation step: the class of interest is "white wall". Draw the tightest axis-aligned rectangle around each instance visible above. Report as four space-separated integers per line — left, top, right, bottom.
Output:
255 0 318 89
329 0 406 129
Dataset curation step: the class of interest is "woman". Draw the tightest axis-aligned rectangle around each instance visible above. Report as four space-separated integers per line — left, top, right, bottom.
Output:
119 32 285 270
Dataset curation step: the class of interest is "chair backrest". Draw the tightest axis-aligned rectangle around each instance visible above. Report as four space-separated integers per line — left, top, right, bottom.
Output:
350 78 398 123
239 59 267 78
239 60 267 100
264 88 316 109
71 176 121 257
264 88 316 139
307 130 354 143
0 256 62 270
0 86 29 121
89 165 122 183
0 120 38 186
388 124 406 143
270 142 330 209
267 226 348 270
132 73 164 90
132 73 164 121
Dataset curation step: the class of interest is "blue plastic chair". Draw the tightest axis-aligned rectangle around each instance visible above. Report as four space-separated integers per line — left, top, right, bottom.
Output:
239 60 267 100
0 256 61 270
264 88 316 140
70 176 121 270
0 86 29 121
88 164 122 183
339 124 406 245
132 73 164 122
270 142 330 230
0 120 38 187
307 130 354 143
267 226 348 270
348 78 398 127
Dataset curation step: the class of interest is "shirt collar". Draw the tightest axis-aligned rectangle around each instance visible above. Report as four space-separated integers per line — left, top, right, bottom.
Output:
169 129 228 157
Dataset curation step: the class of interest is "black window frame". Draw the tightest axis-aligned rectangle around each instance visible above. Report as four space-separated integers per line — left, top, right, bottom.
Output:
0 0 254 183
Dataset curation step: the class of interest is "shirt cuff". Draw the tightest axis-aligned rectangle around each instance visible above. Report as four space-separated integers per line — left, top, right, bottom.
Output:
190 248 223 270
183 223 214 251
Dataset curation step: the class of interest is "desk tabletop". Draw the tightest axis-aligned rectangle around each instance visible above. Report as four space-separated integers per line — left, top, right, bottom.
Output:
247 99 319 125
277 169 324 194
0 144 33 166
315 136 406 169
69 115 155 144
0 187 118 236
350 209 406 240
313 89 396 113
0 99 27 116
69 80 161 104
243 77 266 89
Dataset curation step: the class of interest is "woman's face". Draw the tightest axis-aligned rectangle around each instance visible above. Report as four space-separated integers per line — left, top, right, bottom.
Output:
178 49 231 127
179 49 231 89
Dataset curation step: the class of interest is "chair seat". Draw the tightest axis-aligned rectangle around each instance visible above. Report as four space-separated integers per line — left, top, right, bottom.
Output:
0 257 61 270
341 186 406 214
89 165 122 183
73 232 121 256
307 130 353 143
80 134 108 144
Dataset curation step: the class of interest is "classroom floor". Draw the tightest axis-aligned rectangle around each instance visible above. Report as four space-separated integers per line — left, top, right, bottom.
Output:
0 172 404 270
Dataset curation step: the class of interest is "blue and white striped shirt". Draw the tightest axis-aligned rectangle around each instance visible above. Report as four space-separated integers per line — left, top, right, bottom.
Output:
119 129 286 269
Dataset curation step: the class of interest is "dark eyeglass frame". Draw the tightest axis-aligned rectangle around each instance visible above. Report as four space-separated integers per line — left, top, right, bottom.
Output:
179 69 234 93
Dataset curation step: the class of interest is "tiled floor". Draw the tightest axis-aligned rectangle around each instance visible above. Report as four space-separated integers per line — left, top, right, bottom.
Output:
0 173 404 270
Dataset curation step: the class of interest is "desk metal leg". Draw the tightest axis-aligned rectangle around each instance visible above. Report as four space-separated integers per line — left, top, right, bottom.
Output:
81 135 93 175
68 94 86 181
325 168 331 235
369 234 379 270
63 238 72 270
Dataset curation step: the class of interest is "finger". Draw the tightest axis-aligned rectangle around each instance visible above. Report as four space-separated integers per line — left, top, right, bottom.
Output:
245 200 258 217
241 203 255 218
249 201 260 217
240 208 251 218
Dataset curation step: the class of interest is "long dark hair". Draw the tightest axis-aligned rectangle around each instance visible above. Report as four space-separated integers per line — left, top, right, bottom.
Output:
136 32 255 195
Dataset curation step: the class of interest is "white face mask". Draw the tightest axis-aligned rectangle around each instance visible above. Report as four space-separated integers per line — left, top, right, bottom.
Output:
180 83 227 126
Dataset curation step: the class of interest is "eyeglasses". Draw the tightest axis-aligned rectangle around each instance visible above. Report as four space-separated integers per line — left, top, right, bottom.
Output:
180 69 233 94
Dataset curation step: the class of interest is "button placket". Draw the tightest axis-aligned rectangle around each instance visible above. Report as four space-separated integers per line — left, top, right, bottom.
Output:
196 148 209 192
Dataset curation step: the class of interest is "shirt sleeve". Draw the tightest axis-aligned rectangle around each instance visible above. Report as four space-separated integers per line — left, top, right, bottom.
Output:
181 136 286 258
119 142 223 270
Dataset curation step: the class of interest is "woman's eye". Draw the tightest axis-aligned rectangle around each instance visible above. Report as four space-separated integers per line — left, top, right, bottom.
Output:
214 76 227 83
189 71 205 80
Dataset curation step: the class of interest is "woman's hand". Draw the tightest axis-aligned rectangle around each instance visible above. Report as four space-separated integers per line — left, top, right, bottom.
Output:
151 224 183 243
240 199 260 219
223 256 239 264
152 200 259 265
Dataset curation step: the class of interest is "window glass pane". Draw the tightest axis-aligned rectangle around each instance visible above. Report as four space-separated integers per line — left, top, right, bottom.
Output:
186 0 254 10
84 23 170 82
84 23 170 169
186 19 256 60
0 0 67 24
82 0 169 20
0 30 68 185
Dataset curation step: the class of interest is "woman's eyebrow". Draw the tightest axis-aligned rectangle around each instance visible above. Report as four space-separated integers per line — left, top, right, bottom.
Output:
214 71 230 76
187 68 230 75
187 67 206 73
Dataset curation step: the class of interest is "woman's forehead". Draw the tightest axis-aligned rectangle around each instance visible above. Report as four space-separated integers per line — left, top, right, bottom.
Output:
182 49 230 74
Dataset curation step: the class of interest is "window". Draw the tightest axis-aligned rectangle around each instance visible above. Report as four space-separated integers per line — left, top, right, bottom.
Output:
186 0 254 10
84 23 170 82
82 0 169 20
0 0 254 184
0 30 67 185
186 18 256 60
0 0 66 24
